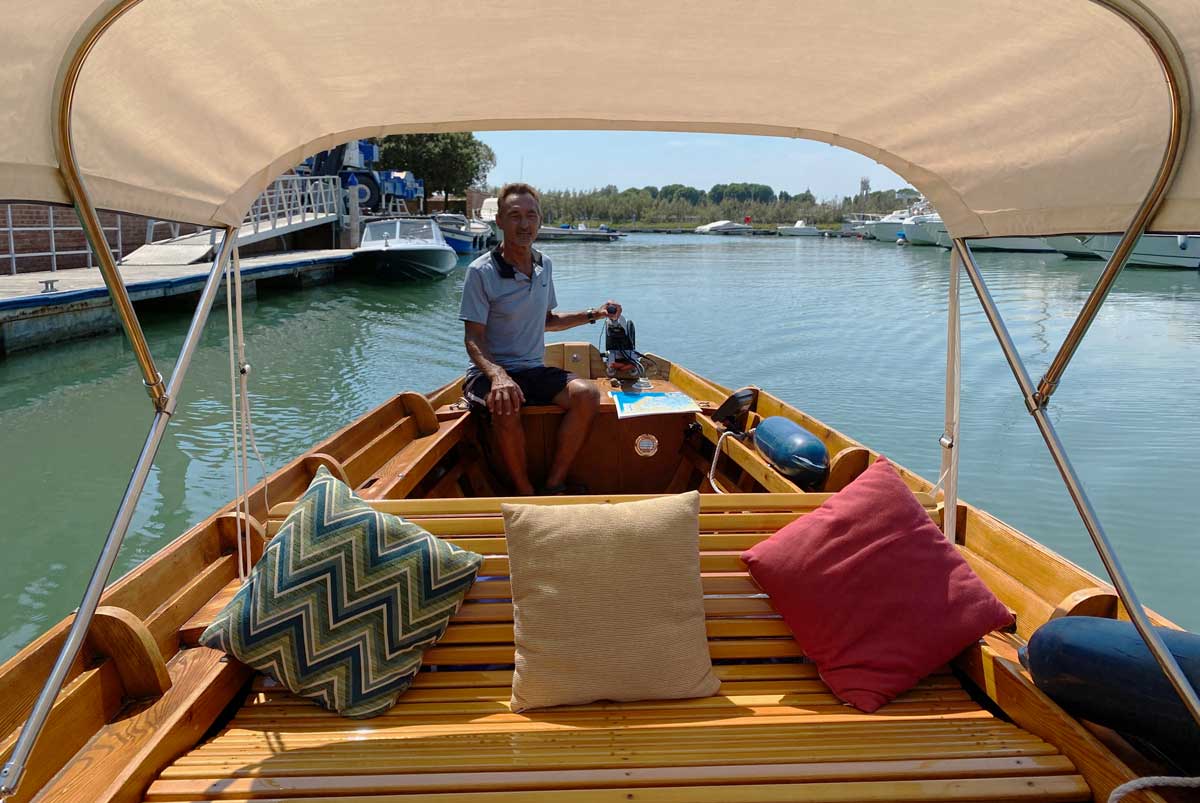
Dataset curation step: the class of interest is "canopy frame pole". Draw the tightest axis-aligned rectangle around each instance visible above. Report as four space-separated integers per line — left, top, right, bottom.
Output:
0 226 238 800
1036 0 1190 407
52 0 165 409
938 248 962 543
951 236 1200 731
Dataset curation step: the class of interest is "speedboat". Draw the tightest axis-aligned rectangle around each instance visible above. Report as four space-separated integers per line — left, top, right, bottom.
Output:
433 213 490 254
5 3 1200 803
353 218 458 278
536 223 622 241
777 219 820 236
694 220 753 235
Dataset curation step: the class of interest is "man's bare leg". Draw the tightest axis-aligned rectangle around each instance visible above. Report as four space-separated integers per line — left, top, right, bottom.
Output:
493 411 536 496
545 377 601 489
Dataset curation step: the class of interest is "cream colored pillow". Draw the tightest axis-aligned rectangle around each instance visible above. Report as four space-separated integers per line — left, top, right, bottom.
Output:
502 491 720 712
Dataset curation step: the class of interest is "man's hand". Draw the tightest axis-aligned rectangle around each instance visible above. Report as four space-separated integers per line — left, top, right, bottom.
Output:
488 371 525 416
599 300 623 320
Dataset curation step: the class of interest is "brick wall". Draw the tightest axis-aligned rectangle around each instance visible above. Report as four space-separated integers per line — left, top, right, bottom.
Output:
0 204 205 274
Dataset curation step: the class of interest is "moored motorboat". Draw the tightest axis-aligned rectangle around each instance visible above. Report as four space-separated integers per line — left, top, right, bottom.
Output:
933 227 1059 254
353 218 459 278
1087 233 1200 269
694 220 753 235
843 212 883 238
434 213 490 254
478 197 501 243
777 219 820 236
901 212 942 246
536 223 622 241
967 236 1056 253
865 210 908 243
1045 235 1104 259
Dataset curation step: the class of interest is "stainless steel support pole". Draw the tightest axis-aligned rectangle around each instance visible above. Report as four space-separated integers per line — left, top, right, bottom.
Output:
0 227 236 798
953 238 1200 730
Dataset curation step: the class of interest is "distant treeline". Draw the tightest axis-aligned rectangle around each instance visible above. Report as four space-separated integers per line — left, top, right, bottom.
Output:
528 184 919 226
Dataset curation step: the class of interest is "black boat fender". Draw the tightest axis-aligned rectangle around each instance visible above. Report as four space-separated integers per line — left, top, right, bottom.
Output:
751 416 829 491
1025 615 1200 772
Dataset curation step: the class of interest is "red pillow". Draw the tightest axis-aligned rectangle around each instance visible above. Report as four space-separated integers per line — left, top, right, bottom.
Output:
741 457 1013 712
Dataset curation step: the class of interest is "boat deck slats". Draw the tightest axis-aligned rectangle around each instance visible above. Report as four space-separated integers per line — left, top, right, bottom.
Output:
145 668 1087 802
149 494 1086 802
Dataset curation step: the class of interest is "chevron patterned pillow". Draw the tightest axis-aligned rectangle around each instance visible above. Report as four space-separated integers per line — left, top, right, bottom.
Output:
200 466 483 718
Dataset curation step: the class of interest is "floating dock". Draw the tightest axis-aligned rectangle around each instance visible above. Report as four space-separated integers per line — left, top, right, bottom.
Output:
0 249 353 355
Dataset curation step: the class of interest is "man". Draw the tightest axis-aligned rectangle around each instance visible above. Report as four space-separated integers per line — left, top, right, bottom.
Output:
459 182 621 495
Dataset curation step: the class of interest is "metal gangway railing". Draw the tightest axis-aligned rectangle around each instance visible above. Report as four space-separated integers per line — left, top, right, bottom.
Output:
221 173 341 245
2 204 131 275
3 175 343 274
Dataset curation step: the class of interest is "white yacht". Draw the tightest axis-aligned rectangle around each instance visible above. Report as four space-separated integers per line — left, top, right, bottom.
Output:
931 227 1056 253
967 237 1056 253
777 220 821 237
901 213 942 246
1086 233 1200 268
843 213 883 238
865 210 908 243
1045 235 1104 259
354 217 459 278
695 220 753 235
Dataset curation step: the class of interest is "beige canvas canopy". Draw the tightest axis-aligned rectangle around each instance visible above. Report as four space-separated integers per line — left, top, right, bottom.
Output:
1 0 1196 237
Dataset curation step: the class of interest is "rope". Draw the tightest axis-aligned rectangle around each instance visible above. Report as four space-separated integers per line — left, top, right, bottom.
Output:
224 246 269 582
1108 775 1200 802
224 247 247 581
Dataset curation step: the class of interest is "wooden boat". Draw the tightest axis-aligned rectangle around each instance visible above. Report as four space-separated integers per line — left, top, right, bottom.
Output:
5 2 1200 802
0 342 1184 803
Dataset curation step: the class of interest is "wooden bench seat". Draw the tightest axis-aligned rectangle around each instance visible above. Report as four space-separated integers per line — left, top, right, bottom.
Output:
155 493 1088 803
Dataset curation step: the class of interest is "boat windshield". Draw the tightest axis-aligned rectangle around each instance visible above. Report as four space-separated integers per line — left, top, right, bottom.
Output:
397 219 435 239
363 221 399 241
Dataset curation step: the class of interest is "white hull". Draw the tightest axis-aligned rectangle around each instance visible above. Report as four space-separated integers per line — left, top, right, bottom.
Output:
867 220 905 242
933 231 1060 254
1045 235 1103 259
537 226 621 242
695 220 753 235
778 221 820 237
1086 233 1200 268
901 219 939 246
967 236 1055 253
355 244 459 278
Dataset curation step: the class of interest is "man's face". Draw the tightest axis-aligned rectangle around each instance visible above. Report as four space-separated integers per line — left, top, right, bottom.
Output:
496 193 541 248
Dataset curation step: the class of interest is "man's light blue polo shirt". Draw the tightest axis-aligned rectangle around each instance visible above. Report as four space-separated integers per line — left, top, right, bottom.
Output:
459 246 557 377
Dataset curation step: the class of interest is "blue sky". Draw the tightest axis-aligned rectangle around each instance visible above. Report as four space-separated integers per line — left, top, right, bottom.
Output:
475 131 911 201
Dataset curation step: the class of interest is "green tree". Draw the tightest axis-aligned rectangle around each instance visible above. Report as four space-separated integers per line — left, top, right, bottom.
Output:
377 133 496 200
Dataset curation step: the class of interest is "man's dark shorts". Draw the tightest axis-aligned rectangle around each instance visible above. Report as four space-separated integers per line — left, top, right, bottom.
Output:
463 366 572 417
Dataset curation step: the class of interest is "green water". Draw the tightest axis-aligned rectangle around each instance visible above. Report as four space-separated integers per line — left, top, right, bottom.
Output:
1 233 1197 660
